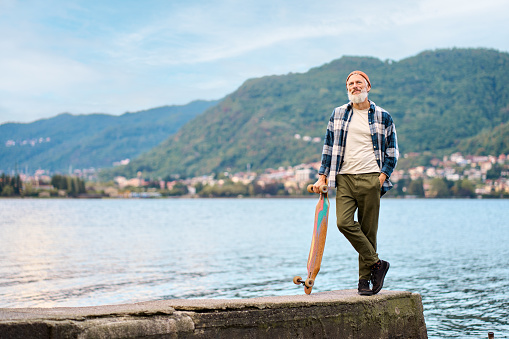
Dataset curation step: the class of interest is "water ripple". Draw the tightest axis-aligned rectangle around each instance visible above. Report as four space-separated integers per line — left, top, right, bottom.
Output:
0 198 508 338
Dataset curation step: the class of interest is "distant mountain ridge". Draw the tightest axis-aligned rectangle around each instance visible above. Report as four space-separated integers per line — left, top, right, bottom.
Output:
0 100 219 173
106 48 509 179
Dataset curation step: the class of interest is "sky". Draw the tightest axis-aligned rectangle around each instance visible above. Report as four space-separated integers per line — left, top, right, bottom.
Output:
1 0 508 124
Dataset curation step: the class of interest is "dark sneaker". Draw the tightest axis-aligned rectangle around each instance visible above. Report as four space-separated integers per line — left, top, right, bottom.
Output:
357 279 373 296
370 260 390 295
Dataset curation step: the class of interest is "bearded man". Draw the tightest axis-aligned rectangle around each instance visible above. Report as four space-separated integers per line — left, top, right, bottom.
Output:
313 71 399 296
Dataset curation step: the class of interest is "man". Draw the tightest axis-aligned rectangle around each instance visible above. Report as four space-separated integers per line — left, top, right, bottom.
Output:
313 70 398 296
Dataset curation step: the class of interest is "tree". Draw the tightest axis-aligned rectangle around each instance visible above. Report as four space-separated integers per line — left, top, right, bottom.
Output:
452 179 476 197
429 178 450 198
1 185 14 197
0 173 7 192
407 178 425 197
167 182 189 196
79 179 86 194
14 175 22 195
50 175 87 196
0 174 23 197
51 175 67 190
486 163 503 180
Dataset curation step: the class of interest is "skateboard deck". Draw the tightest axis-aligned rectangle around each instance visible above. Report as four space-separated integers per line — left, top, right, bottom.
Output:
293 183 330 294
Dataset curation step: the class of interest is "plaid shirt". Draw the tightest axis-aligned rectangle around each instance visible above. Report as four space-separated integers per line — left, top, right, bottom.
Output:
318 100 399 196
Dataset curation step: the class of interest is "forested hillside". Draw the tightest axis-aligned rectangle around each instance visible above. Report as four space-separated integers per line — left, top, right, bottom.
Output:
0 100 218 173
107 48 509 179
456 121 509 155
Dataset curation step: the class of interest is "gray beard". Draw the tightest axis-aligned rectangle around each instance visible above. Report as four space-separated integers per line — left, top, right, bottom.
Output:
347 90 368 104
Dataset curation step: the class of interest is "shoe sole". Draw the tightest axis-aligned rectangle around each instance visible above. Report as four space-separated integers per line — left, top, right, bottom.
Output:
357 290 373 296
372 261 390 295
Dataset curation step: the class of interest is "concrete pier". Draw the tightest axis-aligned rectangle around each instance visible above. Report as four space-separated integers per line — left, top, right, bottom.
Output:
0 290 427 338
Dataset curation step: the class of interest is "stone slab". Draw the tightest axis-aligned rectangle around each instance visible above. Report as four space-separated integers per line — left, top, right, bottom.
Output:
0 290 428 338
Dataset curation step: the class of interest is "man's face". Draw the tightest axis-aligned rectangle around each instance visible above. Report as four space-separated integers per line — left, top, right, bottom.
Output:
346 74 370 104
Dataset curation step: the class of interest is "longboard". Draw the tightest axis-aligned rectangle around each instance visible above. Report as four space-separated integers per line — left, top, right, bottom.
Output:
293 183 330 294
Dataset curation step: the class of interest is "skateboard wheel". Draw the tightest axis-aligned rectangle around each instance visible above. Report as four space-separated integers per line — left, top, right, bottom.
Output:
307 184 314 193
319 185 328 194
304 278 314 288
293 276 302 285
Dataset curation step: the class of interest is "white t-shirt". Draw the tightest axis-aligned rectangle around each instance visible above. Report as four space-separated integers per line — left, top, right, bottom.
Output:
339 108 380 174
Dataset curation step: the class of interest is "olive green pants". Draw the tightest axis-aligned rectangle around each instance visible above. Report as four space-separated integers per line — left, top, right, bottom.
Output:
336 173 381 281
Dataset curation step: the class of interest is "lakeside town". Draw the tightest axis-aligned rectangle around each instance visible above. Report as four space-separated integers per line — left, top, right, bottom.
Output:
1 152 508 199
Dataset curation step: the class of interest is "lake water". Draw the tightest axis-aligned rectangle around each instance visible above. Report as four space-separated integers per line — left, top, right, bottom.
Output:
0 198 508 338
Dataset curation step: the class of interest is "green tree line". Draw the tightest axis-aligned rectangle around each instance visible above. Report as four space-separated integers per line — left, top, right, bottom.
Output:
389 177 507 198
50 175 87 196
0 173 22 196
195 181 290 198
151 177 505 198
0 174 88 197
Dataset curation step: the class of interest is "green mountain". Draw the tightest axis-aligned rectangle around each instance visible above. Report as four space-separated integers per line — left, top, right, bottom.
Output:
0 100 218 173
456 120 509 155
107 48 509 179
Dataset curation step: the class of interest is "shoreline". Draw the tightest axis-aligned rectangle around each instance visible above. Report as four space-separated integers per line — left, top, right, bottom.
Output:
2 194 508 200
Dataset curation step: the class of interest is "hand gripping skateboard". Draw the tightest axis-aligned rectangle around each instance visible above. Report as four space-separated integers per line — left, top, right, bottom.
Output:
293 182 330 294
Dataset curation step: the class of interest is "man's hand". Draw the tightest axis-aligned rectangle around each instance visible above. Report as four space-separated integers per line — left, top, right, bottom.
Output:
379 173 387 188
313 175 328 193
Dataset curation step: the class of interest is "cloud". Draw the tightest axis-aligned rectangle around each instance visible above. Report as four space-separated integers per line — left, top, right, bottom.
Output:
0 50 100 93
105 0 509 67
0 0 508 123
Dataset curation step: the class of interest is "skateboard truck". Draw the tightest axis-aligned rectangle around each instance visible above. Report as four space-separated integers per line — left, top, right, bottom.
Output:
293 275 314 288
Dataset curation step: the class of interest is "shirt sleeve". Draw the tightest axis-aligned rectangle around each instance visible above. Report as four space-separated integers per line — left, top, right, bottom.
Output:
381 117 399 178
318 110 335 176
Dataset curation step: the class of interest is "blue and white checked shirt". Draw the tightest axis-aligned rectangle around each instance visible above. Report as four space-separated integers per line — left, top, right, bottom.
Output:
318 100 399 196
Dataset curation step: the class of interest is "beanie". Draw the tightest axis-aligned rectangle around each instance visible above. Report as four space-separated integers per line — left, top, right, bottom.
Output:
346 71 371 88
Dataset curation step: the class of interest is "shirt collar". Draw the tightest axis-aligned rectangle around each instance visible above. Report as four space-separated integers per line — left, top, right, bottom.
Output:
346 100 376 112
